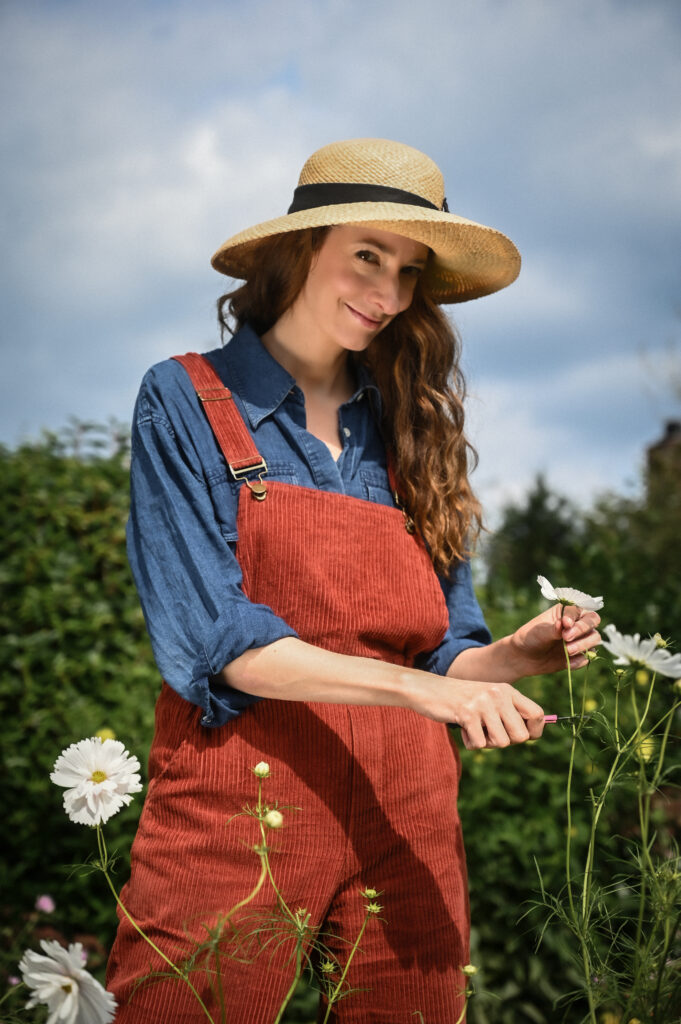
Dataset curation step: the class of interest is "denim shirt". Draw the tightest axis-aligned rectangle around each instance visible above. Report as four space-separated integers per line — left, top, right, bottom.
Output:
127 323 491 727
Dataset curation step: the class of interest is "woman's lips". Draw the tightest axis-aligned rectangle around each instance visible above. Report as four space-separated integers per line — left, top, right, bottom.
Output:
346 304 383 329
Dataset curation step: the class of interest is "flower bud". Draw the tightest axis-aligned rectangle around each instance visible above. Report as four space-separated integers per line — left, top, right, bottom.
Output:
584 650 598 662
635 669 650 687
253 762 270 778
34 894 56 914
461 964 478 976
264 809 283 829
653 633 668 649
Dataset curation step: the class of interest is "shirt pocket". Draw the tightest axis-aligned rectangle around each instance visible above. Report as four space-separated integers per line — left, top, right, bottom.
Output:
359 467 396 508
209 461 300 543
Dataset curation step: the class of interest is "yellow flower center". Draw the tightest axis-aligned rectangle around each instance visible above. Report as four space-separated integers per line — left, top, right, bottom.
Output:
90 770 108 784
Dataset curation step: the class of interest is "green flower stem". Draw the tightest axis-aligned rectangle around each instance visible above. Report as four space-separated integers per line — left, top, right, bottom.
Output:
650 697 679 792
223 858 268 924
273 942 304 1024
322 910 372 1024
652 905 681 1023
453 986 473 1024
253 779 299 929
563 640 577 923
95 827 215 1023
560 640 597 1024
614 674 622 751
252 777 311 1024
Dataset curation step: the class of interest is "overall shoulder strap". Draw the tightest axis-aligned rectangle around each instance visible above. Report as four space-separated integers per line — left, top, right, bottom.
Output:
172 353 267 481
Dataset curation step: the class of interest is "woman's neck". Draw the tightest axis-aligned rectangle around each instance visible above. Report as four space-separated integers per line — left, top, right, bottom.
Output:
261 313 354 405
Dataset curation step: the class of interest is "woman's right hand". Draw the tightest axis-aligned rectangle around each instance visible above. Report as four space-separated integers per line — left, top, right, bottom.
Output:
407 675 545 750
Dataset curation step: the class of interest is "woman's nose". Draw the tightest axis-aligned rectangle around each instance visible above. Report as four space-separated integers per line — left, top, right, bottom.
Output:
373 273 403 315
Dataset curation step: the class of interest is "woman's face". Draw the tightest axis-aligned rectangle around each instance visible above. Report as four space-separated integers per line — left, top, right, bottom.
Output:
291 225 429 356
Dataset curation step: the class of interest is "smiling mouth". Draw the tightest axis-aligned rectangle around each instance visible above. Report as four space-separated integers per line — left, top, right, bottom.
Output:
346 305 383 329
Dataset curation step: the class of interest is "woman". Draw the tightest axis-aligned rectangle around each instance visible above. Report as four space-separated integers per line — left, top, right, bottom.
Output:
107 138 600 1023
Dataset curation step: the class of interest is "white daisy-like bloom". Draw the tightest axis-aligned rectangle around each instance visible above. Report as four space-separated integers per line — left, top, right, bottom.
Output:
19 940 116 1024
50 736 142 826
537 575 604 612
601 625 681 679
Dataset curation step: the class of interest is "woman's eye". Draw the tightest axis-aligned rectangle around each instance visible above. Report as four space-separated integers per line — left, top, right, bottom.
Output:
401 265 422 278
356 250 378 264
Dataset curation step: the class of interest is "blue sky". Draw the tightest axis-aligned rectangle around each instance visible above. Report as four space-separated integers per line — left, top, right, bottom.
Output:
2 0 680 523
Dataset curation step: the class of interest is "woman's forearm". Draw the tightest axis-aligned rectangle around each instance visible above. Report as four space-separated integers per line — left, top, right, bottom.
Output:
219 636 546 750
446 635 526 683
220 637 414 709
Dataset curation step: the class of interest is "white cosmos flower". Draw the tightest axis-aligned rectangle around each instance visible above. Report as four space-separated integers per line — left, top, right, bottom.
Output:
50 737 142 826
19 940 116 1024
601 625 681 678
537 575 604 612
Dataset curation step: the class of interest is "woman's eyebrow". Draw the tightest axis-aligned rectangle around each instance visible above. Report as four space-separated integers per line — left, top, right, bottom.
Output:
355 236 428 265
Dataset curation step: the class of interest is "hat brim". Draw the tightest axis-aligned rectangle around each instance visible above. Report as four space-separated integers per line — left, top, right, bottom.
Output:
211 202 520 304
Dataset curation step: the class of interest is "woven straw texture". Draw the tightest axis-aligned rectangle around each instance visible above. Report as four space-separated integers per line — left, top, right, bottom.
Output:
211 138 521 304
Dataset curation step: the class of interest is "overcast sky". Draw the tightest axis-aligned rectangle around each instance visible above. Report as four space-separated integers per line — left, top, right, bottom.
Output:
2 0 680 524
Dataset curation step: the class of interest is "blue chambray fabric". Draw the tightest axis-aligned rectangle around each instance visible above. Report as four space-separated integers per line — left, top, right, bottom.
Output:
127 323 491 727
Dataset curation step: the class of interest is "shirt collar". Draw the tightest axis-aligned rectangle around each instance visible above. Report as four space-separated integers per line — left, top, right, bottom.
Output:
219 323 296 429
217 322 383 428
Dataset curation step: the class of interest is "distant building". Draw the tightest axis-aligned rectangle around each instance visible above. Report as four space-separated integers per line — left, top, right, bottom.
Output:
646 420 681 505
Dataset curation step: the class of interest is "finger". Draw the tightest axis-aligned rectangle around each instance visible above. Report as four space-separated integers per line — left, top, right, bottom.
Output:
460 722 486 750
512 693 545 739
482 710 514 747
566 629 602 657
562 610 601 640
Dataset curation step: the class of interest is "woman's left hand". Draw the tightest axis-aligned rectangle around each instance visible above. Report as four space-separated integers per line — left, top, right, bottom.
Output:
510 604 601 676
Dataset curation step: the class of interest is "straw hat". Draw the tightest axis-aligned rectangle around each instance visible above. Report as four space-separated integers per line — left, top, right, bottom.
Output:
211 138 521 304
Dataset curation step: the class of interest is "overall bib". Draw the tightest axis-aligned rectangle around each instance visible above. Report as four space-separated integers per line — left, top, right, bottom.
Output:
107 354 470 1023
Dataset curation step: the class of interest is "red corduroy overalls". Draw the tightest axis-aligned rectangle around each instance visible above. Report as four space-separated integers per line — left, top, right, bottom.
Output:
107 354 470 1023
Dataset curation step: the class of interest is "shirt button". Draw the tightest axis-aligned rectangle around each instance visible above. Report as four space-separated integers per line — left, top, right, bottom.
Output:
343 427 351 438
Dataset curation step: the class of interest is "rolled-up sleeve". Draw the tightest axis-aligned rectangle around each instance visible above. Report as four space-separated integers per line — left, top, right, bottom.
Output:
127 362 298 727
415 558 491 676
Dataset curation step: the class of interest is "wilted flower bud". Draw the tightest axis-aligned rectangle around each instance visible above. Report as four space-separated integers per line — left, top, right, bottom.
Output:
461 964 478 976
264 809 283 829
253 761 270 778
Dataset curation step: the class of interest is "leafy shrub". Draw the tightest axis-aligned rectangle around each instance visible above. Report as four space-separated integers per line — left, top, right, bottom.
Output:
0 424 157 956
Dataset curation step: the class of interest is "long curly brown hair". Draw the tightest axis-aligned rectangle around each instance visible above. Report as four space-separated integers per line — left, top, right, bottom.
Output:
217 228 482 574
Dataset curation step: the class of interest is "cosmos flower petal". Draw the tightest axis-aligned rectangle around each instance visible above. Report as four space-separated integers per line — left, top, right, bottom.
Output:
536 575 604 612
19 940 116 1024
602 624 681 678
51 737 142 826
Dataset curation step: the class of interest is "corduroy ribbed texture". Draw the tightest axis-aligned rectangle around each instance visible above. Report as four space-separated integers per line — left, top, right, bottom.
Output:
107 370 470 1022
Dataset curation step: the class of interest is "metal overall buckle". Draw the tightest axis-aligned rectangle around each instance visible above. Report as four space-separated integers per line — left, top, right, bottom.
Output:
231 460 269 501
